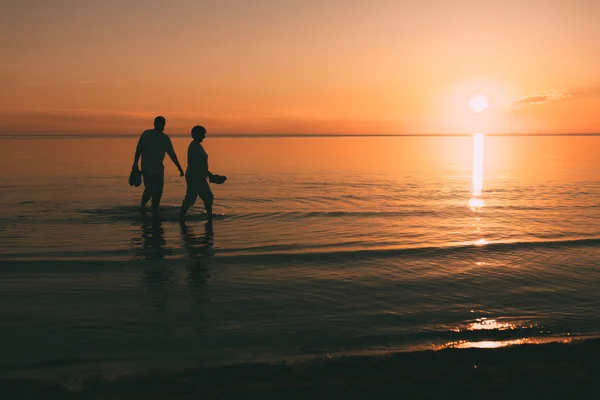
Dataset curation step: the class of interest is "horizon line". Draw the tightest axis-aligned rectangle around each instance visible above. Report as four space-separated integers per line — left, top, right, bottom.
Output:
1 132 600 140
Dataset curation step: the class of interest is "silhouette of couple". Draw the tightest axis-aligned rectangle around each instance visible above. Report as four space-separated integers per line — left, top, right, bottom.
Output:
132 116 224 224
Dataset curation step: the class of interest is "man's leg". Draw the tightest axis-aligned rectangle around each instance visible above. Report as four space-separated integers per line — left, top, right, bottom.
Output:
140 174 152 213
140 189 152 212
150 174 164 218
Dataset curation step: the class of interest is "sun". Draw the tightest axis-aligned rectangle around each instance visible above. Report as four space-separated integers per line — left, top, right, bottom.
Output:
468 94 490 113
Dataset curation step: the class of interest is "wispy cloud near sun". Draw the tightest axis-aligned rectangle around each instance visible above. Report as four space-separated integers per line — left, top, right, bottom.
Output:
510 90 576 108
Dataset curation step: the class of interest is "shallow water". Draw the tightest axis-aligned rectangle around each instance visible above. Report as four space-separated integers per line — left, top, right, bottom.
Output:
1 135 600 381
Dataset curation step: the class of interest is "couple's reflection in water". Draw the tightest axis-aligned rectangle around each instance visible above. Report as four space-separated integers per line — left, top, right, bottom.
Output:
136 218 171 261
181 222 214 291
133 215 214 302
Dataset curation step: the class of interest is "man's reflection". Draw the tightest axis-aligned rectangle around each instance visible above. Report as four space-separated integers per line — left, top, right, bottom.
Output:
134 218 171 260
180 222 214 293
133 218 175 288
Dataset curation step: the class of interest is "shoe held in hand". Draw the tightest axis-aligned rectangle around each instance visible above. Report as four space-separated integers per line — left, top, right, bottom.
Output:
209 174 227 184
129 168 142 187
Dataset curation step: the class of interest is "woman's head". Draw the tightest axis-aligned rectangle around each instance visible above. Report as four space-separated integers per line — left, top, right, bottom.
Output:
191 125 207 141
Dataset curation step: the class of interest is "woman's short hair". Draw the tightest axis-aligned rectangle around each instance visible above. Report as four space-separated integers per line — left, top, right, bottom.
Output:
191 125 206 139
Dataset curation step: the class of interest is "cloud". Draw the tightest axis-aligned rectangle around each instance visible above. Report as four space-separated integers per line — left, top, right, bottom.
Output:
24 80 98 87
0 109 158 135
72 80 98 85
0 108 405 136
25 81 50 87
510 90 575 108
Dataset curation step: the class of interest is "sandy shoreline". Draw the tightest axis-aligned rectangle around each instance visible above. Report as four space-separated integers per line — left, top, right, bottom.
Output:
2 338 599 399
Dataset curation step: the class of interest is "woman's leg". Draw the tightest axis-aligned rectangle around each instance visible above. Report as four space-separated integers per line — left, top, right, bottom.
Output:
204 197 213 224
179 182 198 223
198 181 214 224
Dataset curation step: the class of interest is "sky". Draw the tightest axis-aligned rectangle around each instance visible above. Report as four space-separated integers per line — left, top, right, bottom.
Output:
1 0 599 135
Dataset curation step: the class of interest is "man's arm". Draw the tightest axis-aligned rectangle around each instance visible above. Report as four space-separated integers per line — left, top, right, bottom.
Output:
132 133 144 169
166 137 184 176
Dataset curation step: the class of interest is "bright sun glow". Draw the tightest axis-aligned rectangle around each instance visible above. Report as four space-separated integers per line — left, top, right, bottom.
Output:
468 94 490 113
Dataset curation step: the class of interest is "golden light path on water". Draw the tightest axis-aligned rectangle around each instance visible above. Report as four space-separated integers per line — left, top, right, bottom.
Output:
440 318 576 350
447 135 521 349
469 133 485 208
441 337 576 350
470 133 487 246
467 318 514 331
440 138 578 350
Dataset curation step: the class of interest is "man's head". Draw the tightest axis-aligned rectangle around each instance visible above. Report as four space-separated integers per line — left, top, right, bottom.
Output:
191 125 207 142
154 116 166 133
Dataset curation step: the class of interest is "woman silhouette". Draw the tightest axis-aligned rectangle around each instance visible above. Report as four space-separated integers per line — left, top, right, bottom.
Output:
179 125 225 224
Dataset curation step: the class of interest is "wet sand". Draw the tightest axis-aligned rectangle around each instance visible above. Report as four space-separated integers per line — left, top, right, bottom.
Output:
3 338 599 399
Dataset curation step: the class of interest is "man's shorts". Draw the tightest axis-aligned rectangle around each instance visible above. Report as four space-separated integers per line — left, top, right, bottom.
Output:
142 172 164 193
184 176 213 203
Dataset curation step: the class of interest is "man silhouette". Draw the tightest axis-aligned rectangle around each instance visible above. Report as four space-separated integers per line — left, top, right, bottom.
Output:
132 116 184 217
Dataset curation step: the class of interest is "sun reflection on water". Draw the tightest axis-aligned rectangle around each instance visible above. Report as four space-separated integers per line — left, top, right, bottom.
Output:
468 197 484 208
468 318 515 331
470 133 485 209
451 317 518 333
444 339 535 349
440 337 576 350
470 133 487 246
439 317 576 350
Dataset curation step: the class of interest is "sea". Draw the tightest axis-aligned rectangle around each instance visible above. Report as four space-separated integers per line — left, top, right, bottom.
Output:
1 134 600 386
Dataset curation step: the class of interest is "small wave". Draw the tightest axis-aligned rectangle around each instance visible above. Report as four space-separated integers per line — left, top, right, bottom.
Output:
234 197 277 204
285 210 438 218
0 357 114 373
3 237 600 266
77 205 227 223
212 237 600 264
78 206 439 224
297 323 546 356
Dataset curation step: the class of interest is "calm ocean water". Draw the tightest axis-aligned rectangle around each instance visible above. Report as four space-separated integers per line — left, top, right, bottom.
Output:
1 135 600 382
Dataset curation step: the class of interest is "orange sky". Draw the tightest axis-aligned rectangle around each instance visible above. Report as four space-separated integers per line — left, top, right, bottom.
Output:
2 0 599 135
